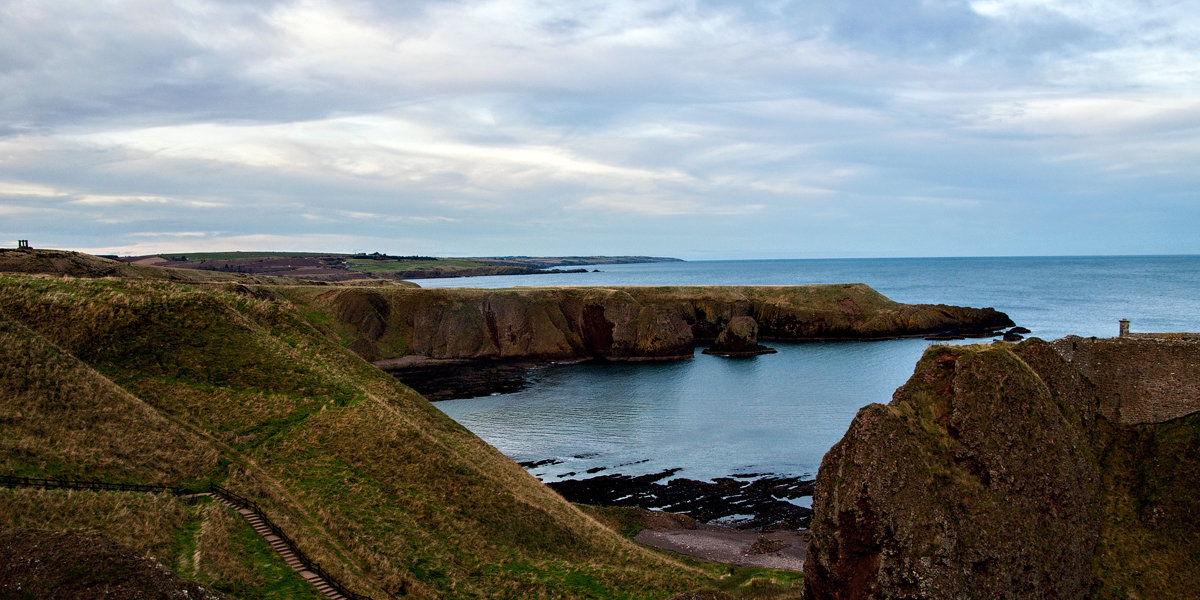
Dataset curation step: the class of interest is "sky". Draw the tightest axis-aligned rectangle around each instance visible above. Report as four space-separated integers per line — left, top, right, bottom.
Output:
1 0 1198 260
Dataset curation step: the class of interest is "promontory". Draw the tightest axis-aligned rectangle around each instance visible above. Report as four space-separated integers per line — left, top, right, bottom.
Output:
287 283 1014 364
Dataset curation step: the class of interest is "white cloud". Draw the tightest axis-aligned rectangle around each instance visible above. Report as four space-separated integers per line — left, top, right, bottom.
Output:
0 181 66 197
967 96 1200 137
71 193 225 208
571 194 765 217
68 233 382 256
128 231 213 238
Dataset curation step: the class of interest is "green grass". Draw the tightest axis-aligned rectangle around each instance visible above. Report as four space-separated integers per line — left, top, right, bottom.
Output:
1090 413 1200 599
214 505 324 600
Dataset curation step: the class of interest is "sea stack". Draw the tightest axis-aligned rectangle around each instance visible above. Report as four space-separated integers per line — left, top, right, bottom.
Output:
702 316 777 356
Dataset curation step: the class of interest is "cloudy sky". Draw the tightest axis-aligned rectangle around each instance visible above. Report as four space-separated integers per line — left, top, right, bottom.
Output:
1 0 1197 259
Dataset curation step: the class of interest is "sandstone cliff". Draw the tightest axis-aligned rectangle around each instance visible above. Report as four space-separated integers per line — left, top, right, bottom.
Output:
288 284 1013 363
804 337 1200 600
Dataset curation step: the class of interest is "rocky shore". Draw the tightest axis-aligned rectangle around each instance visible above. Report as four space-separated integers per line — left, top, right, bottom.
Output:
380 358 544 401
539 467 815 530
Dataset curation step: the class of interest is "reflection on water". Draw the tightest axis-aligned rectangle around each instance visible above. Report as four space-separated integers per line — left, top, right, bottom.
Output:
437 338 938 482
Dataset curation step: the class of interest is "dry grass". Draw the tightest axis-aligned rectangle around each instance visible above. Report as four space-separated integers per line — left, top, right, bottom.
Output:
0 270 731 598
0 311 219 483
0 487 189 562
0 488 323 599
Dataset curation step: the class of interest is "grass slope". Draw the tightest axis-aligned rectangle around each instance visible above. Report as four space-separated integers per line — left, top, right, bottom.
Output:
0 248 360 286
0 261 801 598
1091 413 1200 599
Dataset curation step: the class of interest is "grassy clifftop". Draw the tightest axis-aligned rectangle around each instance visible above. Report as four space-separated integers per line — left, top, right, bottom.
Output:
284 283 1012 364
1 266 789 598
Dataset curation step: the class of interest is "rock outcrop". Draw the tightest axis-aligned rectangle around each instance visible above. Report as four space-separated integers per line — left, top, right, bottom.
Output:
804 337 1200 600
297 284 1013 364
702 316 776 356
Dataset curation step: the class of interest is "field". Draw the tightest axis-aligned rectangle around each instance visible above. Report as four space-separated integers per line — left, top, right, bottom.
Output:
118 251 678 281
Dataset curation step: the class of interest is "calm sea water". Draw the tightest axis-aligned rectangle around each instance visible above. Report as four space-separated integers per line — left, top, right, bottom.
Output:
433 256 1200 485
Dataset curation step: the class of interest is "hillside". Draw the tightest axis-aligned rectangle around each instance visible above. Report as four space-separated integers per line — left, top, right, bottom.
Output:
0 252 804 599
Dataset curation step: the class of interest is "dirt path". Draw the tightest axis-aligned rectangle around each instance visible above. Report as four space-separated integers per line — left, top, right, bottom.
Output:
635 523 808 571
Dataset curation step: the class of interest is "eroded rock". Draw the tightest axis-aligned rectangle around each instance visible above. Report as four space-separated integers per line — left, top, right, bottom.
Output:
804 341 1101 600
703 316 777 356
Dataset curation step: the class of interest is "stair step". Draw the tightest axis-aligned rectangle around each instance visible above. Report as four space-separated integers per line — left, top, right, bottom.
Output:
206 497 363 599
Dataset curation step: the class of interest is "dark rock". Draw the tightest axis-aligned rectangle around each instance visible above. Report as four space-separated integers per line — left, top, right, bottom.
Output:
702 316 777 356
546 469 814 530
805 341 1102 600
518 458 563 468
382 359 537 401
923 333 964 341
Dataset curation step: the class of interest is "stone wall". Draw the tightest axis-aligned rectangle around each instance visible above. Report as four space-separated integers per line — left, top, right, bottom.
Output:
1051 335 1200 424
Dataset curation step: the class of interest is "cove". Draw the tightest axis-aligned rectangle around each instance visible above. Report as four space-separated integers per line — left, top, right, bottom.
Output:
436 337 937 486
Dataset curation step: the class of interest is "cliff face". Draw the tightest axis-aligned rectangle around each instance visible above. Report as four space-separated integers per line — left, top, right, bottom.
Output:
296 284 1013 363
804 337 1200 600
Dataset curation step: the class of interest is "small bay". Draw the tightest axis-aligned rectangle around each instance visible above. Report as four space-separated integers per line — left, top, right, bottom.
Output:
433 256 1200 488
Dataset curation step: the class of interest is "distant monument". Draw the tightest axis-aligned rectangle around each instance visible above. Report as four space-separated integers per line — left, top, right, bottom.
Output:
1119 319 1130 337
17 240 29 249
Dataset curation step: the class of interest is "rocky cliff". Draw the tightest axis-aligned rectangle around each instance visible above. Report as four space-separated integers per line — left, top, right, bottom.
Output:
804 337 1200 600
290 284 1013 363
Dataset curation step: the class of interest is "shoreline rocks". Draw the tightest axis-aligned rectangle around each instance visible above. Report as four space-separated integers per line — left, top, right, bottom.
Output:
545 469 814 531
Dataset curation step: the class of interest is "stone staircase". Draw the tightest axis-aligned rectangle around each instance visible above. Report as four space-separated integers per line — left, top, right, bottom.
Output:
207 492 350 600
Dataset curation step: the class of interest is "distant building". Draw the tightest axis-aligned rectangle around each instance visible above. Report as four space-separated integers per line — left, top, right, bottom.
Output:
17 240 29 249
1119 319 1130 337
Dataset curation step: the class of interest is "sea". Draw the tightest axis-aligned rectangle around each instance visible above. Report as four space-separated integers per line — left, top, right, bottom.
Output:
428 256 1200 492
